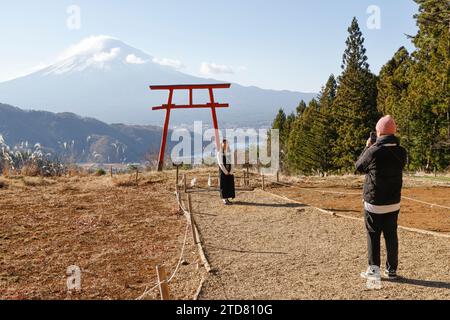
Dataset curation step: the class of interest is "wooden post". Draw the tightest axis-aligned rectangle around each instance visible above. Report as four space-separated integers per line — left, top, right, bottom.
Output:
183 174 187 193
191 213 199 243
187 193 193 214
246 166 250 186
187 194 199 244
276 171 280 183
173 163 183 188
135 168 139 184
110 166 113 178
176 188 182 213
156 265 170 300
261 174 265 191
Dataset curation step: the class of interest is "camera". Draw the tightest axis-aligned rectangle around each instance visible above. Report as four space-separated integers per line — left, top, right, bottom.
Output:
370 131 377 144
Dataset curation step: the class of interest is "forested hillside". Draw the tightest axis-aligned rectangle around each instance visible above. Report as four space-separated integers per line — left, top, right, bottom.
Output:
273 0 449 173
0 103 163 163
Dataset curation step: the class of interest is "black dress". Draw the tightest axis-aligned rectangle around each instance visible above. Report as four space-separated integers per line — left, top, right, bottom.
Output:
219 153 236 199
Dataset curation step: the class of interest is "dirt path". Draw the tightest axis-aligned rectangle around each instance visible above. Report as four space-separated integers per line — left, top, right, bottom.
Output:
192 189 450 300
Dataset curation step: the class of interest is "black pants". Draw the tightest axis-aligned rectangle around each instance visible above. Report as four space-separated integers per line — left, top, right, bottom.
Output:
219 170 235 200
364 210 399 272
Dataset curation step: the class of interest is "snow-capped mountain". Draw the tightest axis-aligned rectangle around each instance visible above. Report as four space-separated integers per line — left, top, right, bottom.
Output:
0 35 315 126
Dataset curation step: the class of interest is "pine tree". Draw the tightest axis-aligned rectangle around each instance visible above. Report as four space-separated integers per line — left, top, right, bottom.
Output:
288 99 321 173
296 100 307 116
377 47 412 161
271 108 288 167
313 75 338 173
272 108 287 139
407 0 450 171
332 17 380 170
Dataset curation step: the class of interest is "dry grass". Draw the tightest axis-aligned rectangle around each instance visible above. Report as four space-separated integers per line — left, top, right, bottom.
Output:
20 164 41 177
112 175 138 187
0 179 8 189
20 177 56 187
1 168 448 300
0 170 204 300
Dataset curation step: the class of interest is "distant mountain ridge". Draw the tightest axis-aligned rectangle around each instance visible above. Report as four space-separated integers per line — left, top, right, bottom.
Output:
0 103 164 163
0 36 316 126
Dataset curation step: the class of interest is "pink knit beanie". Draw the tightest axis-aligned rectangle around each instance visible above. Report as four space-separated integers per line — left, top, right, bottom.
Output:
376 115 397 136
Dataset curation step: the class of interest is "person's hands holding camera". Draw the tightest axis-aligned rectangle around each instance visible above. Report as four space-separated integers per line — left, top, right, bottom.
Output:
367 132 377 148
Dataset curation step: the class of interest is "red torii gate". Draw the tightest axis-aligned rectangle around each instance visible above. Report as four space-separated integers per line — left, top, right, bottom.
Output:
150 83 231 171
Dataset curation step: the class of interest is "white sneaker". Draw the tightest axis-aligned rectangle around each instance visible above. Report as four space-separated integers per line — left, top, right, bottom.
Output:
383 269 398 280
360 266 381 279
361 266 382 290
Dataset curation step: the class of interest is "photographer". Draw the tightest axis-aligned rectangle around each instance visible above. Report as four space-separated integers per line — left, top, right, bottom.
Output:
355 115 407 280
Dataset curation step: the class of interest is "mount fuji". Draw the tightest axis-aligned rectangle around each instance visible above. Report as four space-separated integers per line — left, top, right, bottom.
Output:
0 36 316 127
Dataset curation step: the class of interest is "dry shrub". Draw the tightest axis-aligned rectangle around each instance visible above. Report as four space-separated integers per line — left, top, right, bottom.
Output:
66 165 87 177
58 184 80 193
21 164 41 177
94 169 107 177
0 179 8 189
2 166 10 177
112 175 138 187
21 177 54 187
141 178 165 185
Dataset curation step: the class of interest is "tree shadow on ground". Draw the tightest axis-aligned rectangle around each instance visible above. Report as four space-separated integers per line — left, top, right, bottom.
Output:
386 277 450 289
232 201 306 209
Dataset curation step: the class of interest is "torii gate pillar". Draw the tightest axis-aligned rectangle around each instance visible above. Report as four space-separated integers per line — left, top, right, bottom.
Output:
150 84 231 171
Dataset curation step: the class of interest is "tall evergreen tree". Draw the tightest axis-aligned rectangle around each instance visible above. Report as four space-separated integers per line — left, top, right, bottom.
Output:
313 74 338 173
332 17 380 170
272 109 287 138
271 3 449 173
288 99 320 173
377 47 412 164
271 109 288 167
296 100 307 116
407 0 450 170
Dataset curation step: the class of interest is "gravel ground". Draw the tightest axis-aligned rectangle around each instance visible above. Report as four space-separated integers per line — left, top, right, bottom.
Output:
192 189 450 300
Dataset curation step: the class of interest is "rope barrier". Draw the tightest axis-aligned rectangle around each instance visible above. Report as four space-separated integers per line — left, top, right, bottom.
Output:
136 172 448 300
261 189 450 239
136 191 190 300
401 196 450 210
273 181 361 195
136 221 190 300
182 171 450 211
270 181 450 212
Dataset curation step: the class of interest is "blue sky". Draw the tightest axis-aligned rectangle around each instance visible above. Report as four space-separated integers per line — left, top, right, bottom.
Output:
0 0 419 92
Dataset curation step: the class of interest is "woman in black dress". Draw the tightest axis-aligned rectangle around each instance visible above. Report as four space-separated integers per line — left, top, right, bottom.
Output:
217 139 235 205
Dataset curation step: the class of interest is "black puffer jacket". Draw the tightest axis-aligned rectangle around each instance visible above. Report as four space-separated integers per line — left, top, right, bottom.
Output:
355 135 407 206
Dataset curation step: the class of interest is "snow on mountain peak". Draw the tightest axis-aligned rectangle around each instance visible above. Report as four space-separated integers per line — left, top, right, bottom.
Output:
59 35 124 60
43 35 151 75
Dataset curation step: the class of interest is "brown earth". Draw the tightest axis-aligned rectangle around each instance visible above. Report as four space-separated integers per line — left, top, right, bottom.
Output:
192 189 450 300
0 170 449 300
0 173 204 300
264 175 450 234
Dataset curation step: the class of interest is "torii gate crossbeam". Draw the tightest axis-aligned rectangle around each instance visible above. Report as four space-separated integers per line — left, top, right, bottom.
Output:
150 83 231 171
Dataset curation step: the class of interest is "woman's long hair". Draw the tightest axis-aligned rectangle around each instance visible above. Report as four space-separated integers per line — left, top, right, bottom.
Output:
221 139 229 153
